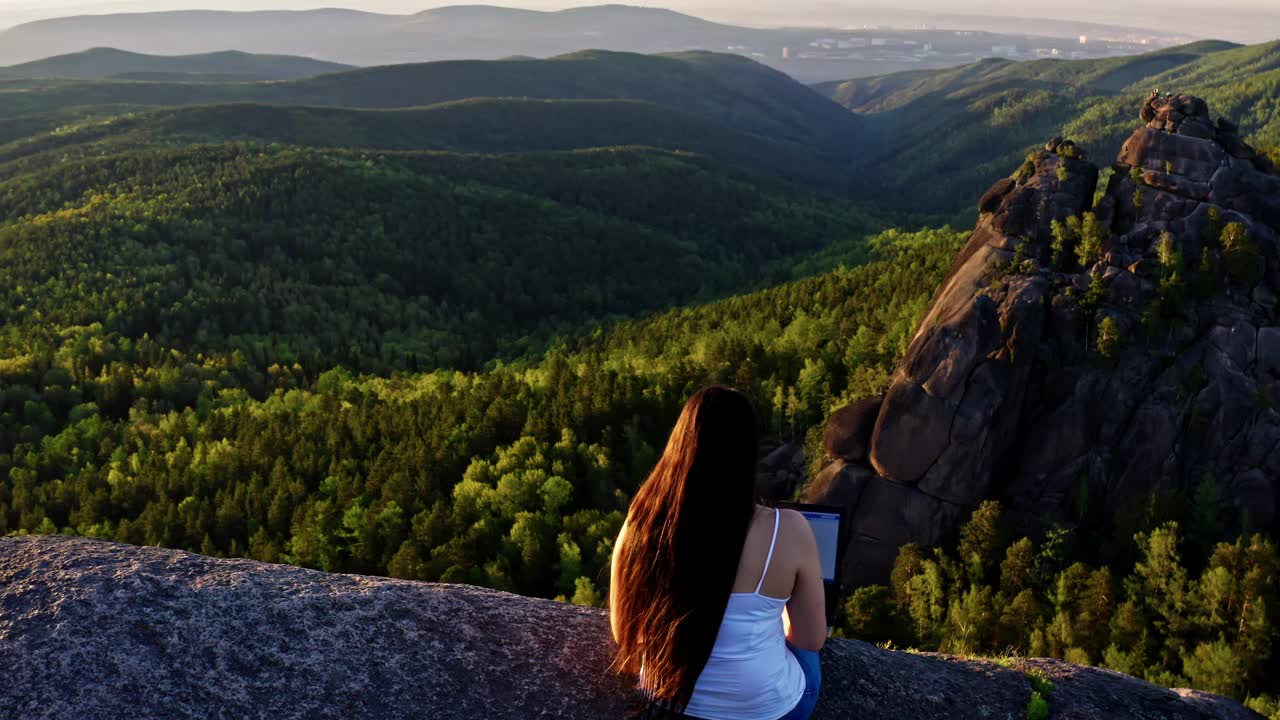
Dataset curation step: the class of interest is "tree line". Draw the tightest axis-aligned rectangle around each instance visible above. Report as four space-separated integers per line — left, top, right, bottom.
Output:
837 501 1280 713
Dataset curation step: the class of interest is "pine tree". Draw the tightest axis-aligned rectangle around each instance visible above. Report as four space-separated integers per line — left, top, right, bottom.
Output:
1076 212 1109 269
1000 538 1036 596
1098 316 1122 358
958 500 1004 585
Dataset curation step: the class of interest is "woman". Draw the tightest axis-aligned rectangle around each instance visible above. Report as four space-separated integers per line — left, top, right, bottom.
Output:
610 386 826 720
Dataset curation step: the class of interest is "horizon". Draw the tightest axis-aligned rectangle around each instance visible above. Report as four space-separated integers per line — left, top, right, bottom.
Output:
1 1 1278 44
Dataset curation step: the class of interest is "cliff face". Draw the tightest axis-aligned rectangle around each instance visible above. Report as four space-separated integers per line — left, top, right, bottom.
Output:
809 96 1280 583
0 535 1261 719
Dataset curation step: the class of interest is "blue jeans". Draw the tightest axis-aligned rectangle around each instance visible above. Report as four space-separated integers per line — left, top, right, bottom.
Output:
777 643 822 720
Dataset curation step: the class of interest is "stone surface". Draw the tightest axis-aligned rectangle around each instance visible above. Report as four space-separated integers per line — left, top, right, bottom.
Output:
805 460 872 511
1018 658 1263 720
757 442 806 503
0 536 1261 720
0 535 633 720
822 397 883 462
809 95 1280 586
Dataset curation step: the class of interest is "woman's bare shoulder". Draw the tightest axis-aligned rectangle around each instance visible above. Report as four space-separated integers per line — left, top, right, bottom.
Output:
777 509 818 553
772 508 806 539
777 508 809 530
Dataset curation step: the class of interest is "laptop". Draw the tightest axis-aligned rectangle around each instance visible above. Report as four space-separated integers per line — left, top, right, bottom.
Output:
776 502 848 628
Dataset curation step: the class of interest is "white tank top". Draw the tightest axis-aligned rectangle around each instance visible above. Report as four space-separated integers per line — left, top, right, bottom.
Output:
683 509 805 720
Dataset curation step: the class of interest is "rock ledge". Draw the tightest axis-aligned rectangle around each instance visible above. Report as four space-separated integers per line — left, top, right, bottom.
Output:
0 535 1259 719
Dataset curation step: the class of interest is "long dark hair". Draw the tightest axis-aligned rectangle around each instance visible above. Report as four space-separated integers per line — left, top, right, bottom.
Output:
612 386 760 712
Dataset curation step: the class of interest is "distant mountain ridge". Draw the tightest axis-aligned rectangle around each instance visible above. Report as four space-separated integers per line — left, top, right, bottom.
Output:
0 5 760 67
0 50 865 187
0 3 1185 83
0 100 854 193
2 47 353 81
814 38 1280 214
2 39 1276 218
816 40 1255 113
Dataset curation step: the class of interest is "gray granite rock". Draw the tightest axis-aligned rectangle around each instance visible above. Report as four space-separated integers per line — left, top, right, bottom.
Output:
1018 658 1263 720
810 95 1280 588
822 398 883 463
0 536 1260 720
0 534 632 720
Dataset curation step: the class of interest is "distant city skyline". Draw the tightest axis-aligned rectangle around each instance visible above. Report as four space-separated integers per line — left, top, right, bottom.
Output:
1 0 1277 43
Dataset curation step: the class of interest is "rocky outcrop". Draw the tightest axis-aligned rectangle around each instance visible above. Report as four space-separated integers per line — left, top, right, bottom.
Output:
757 440 807 503
808 95 1280 583
0 535 1260 719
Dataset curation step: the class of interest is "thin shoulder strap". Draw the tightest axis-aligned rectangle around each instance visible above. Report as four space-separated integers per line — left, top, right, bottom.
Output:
754 508 782 595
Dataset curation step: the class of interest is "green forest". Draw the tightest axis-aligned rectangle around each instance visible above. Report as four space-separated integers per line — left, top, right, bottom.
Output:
837 503 1280 717
819 39 1280 215
1 47 354 82
3 37 1280 713
0 143 884 370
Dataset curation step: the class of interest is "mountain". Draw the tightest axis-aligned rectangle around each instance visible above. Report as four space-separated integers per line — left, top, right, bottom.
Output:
810 91 1279 580
0 100 853 192
792 92 1280 705
0 6 756 67
817 39 1280 216
0 51 859 147
0 48 883 375
1 47 353 81
1 534 1259 720
730 3 1275 46
0 9 394 66
264 51 858 149
0 4 1181 83
818 41 1244 112
0 105 144 146
0 141 879 371
0 51 868 192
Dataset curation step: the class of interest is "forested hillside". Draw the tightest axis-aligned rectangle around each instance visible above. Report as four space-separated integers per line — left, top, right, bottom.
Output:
1 47 352 81
0 101 856 192
0 144 882 371
0 50 870 196
838 502 1280 714
0 226 960 601
0 47 911 601
819 39 1280 215
9 41 1276 216
0 51 860 148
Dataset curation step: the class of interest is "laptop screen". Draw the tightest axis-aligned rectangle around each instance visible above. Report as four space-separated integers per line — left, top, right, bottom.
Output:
799 510 842 583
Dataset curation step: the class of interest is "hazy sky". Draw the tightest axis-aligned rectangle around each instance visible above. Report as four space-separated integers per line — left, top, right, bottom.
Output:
1 0 1277 40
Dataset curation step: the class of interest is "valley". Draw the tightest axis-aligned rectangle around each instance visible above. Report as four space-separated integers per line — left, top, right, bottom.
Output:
0 12 1279 716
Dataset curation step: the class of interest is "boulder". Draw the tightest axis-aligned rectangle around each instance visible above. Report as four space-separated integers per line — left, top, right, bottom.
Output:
822 397 883 462
805 459 873 509
757 442 806 503
0 536 1260 720
978 177 1016 214
1118 127 1229 183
